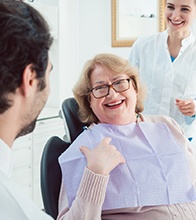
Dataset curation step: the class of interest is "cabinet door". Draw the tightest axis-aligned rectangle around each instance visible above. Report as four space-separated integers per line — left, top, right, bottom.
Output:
11 134 33 198
32 116 64 208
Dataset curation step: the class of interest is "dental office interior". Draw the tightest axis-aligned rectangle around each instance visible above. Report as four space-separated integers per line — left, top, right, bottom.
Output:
12 0 196 212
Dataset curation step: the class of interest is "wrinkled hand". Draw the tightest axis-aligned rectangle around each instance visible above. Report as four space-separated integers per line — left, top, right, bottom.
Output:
176 99 196 117
80 137 125 175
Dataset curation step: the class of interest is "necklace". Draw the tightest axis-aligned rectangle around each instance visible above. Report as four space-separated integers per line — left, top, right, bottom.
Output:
136 113 140 123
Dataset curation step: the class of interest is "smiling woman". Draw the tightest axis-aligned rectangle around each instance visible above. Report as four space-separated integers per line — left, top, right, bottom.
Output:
73 53 146 125
129 0 196 147
57 53 196 220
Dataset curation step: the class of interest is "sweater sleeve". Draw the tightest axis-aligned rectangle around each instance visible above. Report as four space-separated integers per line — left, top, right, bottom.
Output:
57 167 109 220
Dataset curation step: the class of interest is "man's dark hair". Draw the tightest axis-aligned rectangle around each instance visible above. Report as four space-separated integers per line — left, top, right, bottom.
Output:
0 0 53 113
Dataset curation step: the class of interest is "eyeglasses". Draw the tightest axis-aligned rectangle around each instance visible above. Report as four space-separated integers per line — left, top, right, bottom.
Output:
90 78 131 99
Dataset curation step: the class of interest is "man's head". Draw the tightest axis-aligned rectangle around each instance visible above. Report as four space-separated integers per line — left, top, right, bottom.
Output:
0 1 53 138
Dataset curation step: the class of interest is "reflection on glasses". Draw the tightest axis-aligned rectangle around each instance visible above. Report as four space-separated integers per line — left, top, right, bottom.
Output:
90 78 131 99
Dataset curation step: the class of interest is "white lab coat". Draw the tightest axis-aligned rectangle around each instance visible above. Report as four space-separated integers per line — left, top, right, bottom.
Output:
0 139 53 220
129 30 196 146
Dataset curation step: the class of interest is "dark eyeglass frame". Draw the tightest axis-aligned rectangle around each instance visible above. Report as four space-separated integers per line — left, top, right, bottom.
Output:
90 78 132 99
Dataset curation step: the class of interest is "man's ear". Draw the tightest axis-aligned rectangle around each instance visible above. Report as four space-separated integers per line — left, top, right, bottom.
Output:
21 64 37 97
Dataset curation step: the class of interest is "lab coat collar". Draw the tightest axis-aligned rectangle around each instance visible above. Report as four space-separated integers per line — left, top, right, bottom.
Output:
165 29 195 48
181 32 195 49
0 139 14 177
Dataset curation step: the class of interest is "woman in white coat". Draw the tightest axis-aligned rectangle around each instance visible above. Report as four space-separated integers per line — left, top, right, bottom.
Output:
129 0 196 147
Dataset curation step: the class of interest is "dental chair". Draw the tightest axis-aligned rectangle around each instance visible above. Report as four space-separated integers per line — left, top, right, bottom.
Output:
40 97 87 218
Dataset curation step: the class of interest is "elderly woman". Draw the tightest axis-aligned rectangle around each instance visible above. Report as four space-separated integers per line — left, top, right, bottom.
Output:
57 54 196 220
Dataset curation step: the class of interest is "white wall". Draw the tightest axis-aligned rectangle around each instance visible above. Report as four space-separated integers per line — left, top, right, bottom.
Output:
77 0 130 70
50 0 131 108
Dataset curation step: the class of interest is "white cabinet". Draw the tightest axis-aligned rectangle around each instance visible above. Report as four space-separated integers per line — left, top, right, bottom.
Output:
11 108 65 209
12 134 33 198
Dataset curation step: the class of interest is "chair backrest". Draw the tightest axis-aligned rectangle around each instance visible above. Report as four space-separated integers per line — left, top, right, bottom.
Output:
40 136 70 219
60 97 89 142
41 98 87 218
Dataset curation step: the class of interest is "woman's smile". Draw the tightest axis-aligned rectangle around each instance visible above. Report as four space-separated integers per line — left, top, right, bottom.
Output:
104 100 124 108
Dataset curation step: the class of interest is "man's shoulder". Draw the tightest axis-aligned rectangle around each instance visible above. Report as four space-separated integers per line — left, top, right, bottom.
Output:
0 170 52 220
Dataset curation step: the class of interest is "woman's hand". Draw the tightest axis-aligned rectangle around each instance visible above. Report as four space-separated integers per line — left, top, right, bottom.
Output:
80 137 125 175
176 98 196 117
